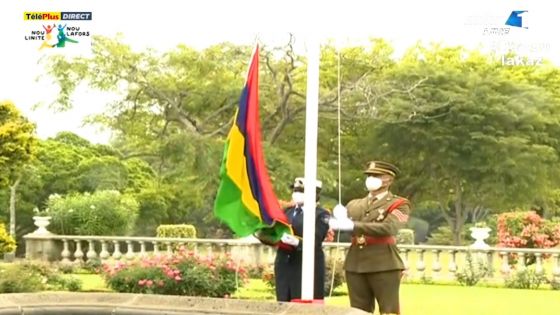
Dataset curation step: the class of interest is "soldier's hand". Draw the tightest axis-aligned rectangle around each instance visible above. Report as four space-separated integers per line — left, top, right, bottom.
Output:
280 233 300 246
333 204 348 220
329 218 354 231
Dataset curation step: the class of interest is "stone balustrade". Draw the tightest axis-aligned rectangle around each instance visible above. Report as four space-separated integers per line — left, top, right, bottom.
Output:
23 233 560 282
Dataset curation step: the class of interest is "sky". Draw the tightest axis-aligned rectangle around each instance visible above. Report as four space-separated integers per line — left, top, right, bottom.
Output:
0 0 556 144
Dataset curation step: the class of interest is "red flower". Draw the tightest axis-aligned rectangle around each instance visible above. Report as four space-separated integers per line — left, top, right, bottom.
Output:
497 210 560 266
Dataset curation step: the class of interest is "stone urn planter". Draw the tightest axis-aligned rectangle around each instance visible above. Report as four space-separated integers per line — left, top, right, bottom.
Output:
469 226 491 249
32 216 52 235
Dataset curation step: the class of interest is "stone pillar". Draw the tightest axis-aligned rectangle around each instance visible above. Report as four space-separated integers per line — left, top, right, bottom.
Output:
23 234 61 261
23 216 60 261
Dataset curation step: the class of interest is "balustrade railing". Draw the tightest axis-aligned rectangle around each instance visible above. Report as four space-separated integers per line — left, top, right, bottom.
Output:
23 234 560 282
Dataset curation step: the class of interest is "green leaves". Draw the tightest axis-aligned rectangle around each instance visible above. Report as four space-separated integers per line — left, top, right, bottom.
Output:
0 223 16 255
0 100 37 185
47 190 139 236
36 37 560 241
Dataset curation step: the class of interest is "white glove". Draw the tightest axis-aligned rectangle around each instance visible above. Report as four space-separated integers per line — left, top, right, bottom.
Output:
329 218 354 231
281 233 300 247
333 204 348 220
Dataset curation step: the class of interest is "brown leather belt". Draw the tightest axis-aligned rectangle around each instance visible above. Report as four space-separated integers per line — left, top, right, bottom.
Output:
351 235 396 248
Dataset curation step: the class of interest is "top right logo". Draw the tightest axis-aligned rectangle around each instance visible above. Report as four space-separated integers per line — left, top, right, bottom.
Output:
505 10 528 28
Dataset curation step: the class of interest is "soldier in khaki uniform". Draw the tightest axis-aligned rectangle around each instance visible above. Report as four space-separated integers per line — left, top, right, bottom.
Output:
329 161 411 314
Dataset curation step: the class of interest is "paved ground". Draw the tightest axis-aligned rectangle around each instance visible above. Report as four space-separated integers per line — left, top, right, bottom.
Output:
0 292 369 315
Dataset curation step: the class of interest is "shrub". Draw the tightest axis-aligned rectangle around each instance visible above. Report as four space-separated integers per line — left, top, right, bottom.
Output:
102 247 246 297
406 217 429 243
497 211 560 265
550 277 560 290
247 263 268 279
0 263 44 293
156 225 197 238
48 190 139 235
56 262 78 274
64 277 83 292
426 226 469 245
419 274 435 285
397 229 415 244
156 225 197 250
0 261 81 293
132 188 171 236
262 265 275 290
505 267 547 289
455 251 488 286
84 258 103 273
44 273 83 291
0 223 16 255
325 258 345 295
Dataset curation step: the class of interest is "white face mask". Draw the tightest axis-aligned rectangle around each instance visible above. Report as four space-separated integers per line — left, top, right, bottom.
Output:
365 176 383 191
292 192 305 205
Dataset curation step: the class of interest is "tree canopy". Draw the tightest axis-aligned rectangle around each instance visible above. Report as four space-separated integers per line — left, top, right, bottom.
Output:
4 36 557 244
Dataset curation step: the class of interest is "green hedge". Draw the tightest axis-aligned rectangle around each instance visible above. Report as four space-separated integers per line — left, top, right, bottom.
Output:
156 224 197 238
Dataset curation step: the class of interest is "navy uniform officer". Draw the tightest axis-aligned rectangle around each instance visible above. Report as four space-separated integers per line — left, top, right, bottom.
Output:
274 177 331 302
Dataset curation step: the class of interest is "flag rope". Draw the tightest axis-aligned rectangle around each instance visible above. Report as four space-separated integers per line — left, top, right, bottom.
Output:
329 46 343 298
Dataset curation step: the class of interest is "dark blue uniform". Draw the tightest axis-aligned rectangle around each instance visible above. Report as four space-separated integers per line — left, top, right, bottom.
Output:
274 206 330 301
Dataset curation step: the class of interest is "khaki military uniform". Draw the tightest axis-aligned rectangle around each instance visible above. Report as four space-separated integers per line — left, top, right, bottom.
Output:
344 192 411 314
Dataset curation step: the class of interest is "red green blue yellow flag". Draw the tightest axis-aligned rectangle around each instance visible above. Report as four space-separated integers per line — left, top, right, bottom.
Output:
213 45 291 244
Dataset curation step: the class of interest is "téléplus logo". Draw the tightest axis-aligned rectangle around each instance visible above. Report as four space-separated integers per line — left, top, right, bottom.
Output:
23 11 92 51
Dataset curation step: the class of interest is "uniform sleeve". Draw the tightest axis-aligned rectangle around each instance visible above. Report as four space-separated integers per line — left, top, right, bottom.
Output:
295 208 331 250
346 199 360 218
315 209 331 243
352 203 411 237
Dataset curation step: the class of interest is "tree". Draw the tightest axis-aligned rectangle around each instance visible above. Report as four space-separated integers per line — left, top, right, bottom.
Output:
40 37 560 241
0 132 163 243
47 190 139 236
0 101 37 243
361 44 560 244
40 36 354 234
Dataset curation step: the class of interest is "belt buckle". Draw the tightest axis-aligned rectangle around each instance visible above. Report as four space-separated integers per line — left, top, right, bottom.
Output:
357 235 366 249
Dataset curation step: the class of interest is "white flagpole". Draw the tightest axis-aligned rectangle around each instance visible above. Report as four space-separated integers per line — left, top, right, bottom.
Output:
301 35 320 301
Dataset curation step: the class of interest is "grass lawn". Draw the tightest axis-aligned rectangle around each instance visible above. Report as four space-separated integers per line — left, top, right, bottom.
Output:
327 283 560 315
234 279 560 315
69 273 110 292
56 274 560 315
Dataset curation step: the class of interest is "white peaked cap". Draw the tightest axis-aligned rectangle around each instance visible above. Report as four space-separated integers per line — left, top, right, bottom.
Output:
292 177 322 189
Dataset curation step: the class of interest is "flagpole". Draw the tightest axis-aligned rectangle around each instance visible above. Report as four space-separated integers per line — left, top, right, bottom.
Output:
301 35 320 301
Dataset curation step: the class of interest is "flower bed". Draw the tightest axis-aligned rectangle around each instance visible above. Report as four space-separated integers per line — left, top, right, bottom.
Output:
497 211 560 265
102 247 247 297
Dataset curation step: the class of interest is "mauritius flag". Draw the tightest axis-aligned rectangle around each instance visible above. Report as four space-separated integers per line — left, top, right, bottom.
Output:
213 45 292 244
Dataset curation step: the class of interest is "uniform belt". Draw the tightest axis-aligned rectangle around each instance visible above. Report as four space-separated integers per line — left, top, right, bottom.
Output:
351 235 396 247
